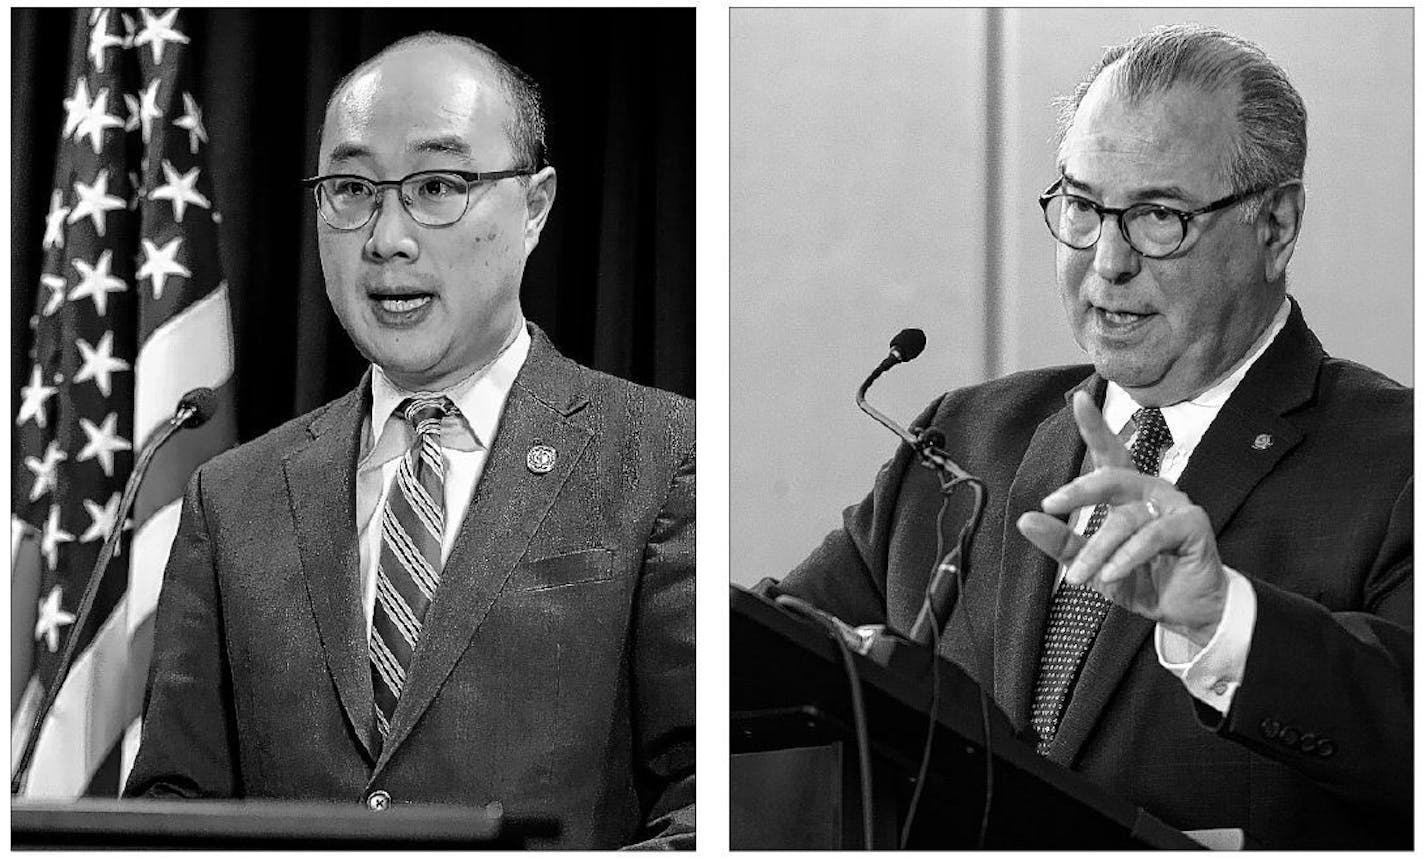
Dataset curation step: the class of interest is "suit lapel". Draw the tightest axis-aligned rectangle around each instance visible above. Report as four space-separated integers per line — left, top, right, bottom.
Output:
283 378 378 761
993 374 1100 732
1174 303 1318 531
377 329 595 764
1050 300 1320 765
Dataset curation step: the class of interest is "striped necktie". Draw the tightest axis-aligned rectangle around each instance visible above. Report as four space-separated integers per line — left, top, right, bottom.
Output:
370 395 453 743
1029 406 1173 756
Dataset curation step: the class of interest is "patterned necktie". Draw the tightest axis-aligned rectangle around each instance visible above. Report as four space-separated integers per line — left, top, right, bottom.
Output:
1029 406 1173 756
370 396 453 742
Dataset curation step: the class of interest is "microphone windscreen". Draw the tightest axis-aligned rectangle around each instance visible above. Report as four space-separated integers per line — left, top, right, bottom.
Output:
177 387 218 429
890 328 927 362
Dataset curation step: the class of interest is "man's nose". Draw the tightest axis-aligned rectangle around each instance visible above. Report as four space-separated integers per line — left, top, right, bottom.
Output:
364 188 419 263
1092 215 1141 284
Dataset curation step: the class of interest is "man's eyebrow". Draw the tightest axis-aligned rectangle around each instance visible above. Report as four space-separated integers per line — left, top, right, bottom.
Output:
326 142 372 165
1060 170 1194 204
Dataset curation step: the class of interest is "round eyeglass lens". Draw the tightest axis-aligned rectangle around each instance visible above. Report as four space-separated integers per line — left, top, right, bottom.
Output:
1123 205 1186 256
318 178 376 229
402 172 470 225
1043 195 1101 249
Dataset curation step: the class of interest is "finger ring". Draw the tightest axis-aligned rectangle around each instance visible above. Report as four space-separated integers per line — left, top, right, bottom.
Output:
1144 498 1161 519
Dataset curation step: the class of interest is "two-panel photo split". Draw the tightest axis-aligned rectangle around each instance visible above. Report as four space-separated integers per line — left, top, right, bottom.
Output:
8 4 1412 851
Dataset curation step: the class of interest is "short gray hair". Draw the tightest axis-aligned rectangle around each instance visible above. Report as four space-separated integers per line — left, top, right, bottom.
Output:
1056 23 1306 220
325 31 548 172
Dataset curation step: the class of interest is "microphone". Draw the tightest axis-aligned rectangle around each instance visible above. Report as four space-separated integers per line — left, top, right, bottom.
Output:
856 330 972 481
12 388 219 795
887 327 926 365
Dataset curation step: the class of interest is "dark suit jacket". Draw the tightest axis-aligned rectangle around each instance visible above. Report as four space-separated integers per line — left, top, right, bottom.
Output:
778 301 1411 848
125 326 696 849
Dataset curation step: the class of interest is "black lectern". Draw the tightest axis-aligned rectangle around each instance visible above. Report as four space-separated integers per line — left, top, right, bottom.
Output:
12 797 556 849
731 585 1200 849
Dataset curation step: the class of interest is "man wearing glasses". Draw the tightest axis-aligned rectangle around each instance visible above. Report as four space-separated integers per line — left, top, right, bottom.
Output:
124 33 695 849
773 24 1408 847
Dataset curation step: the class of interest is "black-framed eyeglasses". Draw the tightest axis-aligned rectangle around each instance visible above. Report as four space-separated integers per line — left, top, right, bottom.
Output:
301 168 539 230
1038 179 1276 258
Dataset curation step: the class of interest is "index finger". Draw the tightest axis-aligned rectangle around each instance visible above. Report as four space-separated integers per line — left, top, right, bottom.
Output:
1073 390 1131 470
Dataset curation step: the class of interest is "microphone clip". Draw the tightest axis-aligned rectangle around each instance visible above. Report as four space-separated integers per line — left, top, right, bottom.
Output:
908 424 968 482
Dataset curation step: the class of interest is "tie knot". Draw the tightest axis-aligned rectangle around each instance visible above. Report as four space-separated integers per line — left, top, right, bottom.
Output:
1129 407 1172 475
399 396 454 437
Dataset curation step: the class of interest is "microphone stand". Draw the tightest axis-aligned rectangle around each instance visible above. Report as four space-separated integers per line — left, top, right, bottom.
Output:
847 353 985 669
12 400 204 795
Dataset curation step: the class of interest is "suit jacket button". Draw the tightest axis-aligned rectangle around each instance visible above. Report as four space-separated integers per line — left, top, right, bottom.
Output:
1279 725 1300 748
1316 739 1336 758
367 789 391 811
1259 718 1281 740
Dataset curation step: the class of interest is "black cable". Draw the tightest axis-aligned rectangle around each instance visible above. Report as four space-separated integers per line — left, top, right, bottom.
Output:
896 475 994 848
773 595 876 850
898 482 953 847
953 479 995 848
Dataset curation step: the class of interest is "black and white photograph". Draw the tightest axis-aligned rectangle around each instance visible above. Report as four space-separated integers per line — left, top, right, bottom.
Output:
730 7 1411 849
12 7 693 849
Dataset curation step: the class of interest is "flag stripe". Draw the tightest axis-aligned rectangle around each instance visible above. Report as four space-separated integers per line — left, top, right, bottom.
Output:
124 500 181 642
11 591 139 797
11 521 44 713
132 282 235 449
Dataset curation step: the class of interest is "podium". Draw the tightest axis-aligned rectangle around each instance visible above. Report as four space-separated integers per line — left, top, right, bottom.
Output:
730 585 1200 849
11 797 556 849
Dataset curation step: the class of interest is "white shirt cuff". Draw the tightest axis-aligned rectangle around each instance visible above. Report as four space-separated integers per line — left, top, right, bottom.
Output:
1155 566 1256 714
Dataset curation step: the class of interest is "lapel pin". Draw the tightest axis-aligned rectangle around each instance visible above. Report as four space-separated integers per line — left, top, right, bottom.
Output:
526 444 557 474
1252 433 1273 451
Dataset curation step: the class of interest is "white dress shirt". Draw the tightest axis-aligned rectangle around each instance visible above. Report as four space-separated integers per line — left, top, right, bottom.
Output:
355 321 531 635
1064 297 1291 713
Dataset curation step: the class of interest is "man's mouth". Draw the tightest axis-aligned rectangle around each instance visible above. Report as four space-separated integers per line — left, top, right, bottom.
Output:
1096 307 1154 326
373 294 432 313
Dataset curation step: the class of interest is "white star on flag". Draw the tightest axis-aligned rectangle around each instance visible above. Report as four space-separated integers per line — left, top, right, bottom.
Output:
70 249 128 316
138 236 191 299
43 189 71 250
61 77 93 139
123 93 141 133
24 441 68 502
133 7 190 65
72 84 124 155
120 11 137 48
87 10 125 73
74 331 131 397
40 275 67 316
173 92 208 155
150 160 211 222
17 364 59 430
79 492 131 555
39 507 76 573
131 78 163 145
77 412 133 478
34 586 78 654
68 170 126 237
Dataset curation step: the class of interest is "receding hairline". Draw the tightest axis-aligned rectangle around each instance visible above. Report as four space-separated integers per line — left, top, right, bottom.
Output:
323 37 507 128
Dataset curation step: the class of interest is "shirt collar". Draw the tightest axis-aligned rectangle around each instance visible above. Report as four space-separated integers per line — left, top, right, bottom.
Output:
360 319 532 469
1102 297 1291 443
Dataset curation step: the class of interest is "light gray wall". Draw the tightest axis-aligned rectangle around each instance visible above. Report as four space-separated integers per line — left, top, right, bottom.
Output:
730 8 1413 586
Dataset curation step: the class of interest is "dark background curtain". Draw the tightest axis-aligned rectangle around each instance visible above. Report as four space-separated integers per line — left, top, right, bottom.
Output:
13 8 695 444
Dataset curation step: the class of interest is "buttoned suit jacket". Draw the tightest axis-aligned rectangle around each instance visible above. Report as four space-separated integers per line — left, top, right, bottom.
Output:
778 301 1410 848
125 326 696 849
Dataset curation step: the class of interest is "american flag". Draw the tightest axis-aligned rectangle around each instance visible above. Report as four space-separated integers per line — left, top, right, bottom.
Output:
12 7 235 797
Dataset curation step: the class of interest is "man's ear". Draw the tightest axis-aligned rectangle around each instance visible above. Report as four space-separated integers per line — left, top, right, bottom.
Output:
523 166 557 255
1259 181 1305 284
